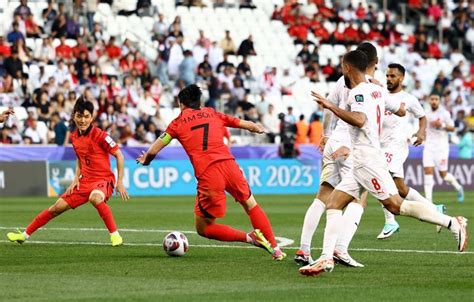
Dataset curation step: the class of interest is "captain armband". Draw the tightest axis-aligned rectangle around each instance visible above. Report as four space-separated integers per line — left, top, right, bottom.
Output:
158 132 173 145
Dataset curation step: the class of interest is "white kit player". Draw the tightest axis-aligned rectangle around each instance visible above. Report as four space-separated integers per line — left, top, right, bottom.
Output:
377 63 447 239
299 50 468 277
423 94 464 203
295 42 381 268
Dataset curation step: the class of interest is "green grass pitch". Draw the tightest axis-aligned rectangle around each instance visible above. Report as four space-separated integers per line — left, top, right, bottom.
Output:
1 192 473 301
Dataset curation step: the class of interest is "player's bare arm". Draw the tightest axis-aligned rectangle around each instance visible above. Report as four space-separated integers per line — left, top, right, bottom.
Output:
65 159 81 195
320 110 332 152
0 108 15 123
113 149 129 200
239 120 266 134
413 116 427 146
312 91 366 128
137 132 172 166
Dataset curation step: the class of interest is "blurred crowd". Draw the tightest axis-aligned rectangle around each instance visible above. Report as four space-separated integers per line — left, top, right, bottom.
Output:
0 0 472 154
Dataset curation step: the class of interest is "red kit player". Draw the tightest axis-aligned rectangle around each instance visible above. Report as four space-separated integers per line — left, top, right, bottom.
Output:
137 84 286 260
7 97 129 246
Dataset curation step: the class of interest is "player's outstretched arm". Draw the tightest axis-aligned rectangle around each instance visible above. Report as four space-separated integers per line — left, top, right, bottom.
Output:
312 91 366 128
65 159 81 194
113 149 129 200
0 108 15 123
136 132 171 166
239 120 266 134
413 116 427 146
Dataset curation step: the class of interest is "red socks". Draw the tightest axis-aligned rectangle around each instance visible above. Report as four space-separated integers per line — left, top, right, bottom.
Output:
203 224 247 242
248 204 277 248
94 202 117 233
25 209 54 236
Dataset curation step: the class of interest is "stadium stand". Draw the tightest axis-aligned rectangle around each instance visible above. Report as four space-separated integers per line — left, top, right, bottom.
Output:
0 0 472 148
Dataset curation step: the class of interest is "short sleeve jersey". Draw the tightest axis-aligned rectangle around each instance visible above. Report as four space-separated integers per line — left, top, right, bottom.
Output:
347 82 400 165
326 76 351 143
165 107 241 177
381 90 425 148
425 106 453 151
71 126 119 183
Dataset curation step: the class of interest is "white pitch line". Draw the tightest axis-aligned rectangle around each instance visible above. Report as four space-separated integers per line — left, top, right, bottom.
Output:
0 240 471 255
0 226 198 234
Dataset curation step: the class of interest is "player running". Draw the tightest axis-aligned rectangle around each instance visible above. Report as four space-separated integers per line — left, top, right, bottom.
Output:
299 50 468 277
423 94 464 203
295 42 380 268
136 84 286 260
377 63 447 239
7 97 129 246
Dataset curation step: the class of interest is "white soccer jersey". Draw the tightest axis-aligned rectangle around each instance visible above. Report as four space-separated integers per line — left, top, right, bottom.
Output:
425 106 453 152
347 82 401 166
381 91 425 149
327 76 351 145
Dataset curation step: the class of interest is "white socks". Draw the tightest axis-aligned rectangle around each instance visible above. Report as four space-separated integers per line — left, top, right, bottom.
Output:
335 203 364 254
110 231 119 236
382 207 397 225
321 209 343 260
406 187 437 210
400 200 451 228
424 174 434 201
443 173 462 191
300 198 326 253
23 231 30 239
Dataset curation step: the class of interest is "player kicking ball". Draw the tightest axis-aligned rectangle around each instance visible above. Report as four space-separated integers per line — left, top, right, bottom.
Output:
378 63 447 239
299 50 468 277
7 97 129 246
136 84 286 260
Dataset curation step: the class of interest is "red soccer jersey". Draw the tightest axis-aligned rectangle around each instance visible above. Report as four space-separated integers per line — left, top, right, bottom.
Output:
71 126 119 183
165 107 240 177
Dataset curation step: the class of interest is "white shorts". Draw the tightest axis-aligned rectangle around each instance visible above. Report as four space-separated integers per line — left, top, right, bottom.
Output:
382 145 409 179
423 147 449 171
336 159 398 201
320 138 352 188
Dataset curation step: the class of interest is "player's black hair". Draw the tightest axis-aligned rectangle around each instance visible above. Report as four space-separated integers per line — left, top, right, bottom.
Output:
178 84 202 109
343 50 368 72
356 42 377 66
73 96 94 115
388 63 406 76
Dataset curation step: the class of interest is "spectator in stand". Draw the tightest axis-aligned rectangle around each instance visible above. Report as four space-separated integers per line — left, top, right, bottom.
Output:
25 15 43 38
51 112 69 145
308 113 322 147
343 21 360 44
340 3 356 22
295 114 309 144
218 66 236 90
220 30 236 55
285 106 296 124
14 0 32 20
55 36 73 62
262 104 279 143
196 29 211 50
322 59 335 79
179 50 197 86
208 40 223 71
288 18 308 44
0 37 11 57
7 22 25 44
237 56 252 79
15 39 31 64
427 37 442 59
355 2 366 20
66 14 81 39
4 49 23 78
203 68 219 108
51 14 68 38
297 43 311 64
105 36 122 60
216 54 235 73
427 0 442 23
152 13 167 41
193 39 208 66
237 35 256 57
42 0 57 34
167 37 184 80
197 54 212 79
414 33 429 58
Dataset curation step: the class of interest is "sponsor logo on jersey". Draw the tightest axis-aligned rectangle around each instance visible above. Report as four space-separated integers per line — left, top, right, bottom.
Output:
355 94 364 102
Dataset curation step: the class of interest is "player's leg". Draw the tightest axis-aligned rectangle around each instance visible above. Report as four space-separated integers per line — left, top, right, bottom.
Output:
88 185 122 246
194 215 247 242
423 147 436 201
439 167 464 203
7 198 71 243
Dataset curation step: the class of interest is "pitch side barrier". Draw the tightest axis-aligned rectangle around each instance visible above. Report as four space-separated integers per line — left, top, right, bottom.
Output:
0 146 473 197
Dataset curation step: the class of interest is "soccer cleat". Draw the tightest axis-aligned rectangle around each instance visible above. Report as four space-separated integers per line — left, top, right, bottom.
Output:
110 233 123 246
457 187 464 203
436 204 446 233
272 247 287 261
7 229 26 244
294 249 312 266
248 229 274 255
333 251 364 267
299 258 334 276
451 216 468 252
377 222 400 239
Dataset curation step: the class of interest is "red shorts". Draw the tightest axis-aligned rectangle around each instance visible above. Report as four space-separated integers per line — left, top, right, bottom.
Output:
60 179 114 209
195 159 251 219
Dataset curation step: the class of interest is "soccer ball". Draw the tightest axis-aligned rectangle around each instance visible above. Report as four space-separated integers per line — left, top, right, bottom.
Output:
163 231 189 256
